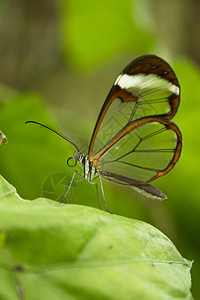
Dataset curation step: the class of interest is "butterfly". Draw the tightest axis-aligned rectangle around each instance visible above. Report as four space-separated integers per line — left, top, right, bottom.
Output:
26 54 182 212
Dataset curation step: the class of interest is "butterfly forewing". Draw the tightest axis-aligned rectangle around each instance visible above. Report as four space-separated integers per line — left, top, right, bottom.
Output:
88 55 180 158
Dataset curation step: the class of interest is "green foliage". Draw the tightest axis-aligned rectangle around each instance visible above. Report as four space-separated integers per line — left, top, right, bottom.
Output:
0 176 193 300
0 1 199 298
61 0 154 70
0 92 74 200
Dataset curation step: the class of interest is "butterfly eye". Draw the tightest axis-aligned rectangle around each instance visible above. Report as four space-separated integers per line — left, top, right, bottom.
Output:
67 157 77 168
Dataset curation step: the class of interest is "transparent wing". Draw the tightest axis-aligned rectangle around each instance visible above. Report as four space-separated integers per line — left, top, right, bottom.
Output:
97 118 182 184
88 55 180 158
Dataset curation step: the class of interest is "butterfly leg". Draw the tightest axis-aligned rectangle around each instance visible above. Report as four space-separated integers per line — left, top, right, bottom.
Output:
98 175 112 214
60 170 85 204
88 176 110 213
90 175 111 213
89 179 102 210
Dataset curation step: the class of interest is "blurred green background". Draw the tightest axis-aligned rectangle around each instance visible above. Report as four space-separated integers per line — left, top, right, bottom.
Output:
0 0 199 298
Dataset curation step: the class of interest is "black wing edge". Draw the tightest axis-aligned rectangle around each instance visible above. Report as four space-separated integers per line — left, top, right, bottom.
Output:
99 171 166 200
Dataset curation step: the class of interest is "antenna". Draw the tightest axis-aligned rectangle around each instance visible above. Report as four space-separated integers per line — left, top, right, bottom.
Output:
25 121 79 151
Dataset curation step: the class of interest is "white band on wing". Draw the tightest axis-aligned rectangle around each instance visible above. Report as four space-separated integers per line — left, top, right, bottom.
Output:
115 73 180 96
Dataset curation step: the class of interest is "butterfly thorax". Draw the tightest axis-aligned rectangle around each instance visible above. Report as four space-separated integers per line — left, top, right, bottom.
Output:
73 151 97 181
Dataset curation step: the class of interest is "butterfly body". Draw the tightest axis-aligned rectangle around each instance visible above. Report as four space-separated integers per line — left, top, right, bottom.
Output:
73 151 97 182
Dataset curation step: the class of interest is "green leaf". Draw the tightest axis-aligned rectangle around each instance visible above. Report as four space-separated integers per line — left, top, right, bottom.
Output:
0 176 193 300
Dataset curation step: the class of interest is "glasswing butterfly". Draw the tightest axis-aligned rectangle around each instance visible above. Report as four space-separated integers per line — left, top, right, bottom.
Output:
26 54 182 212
